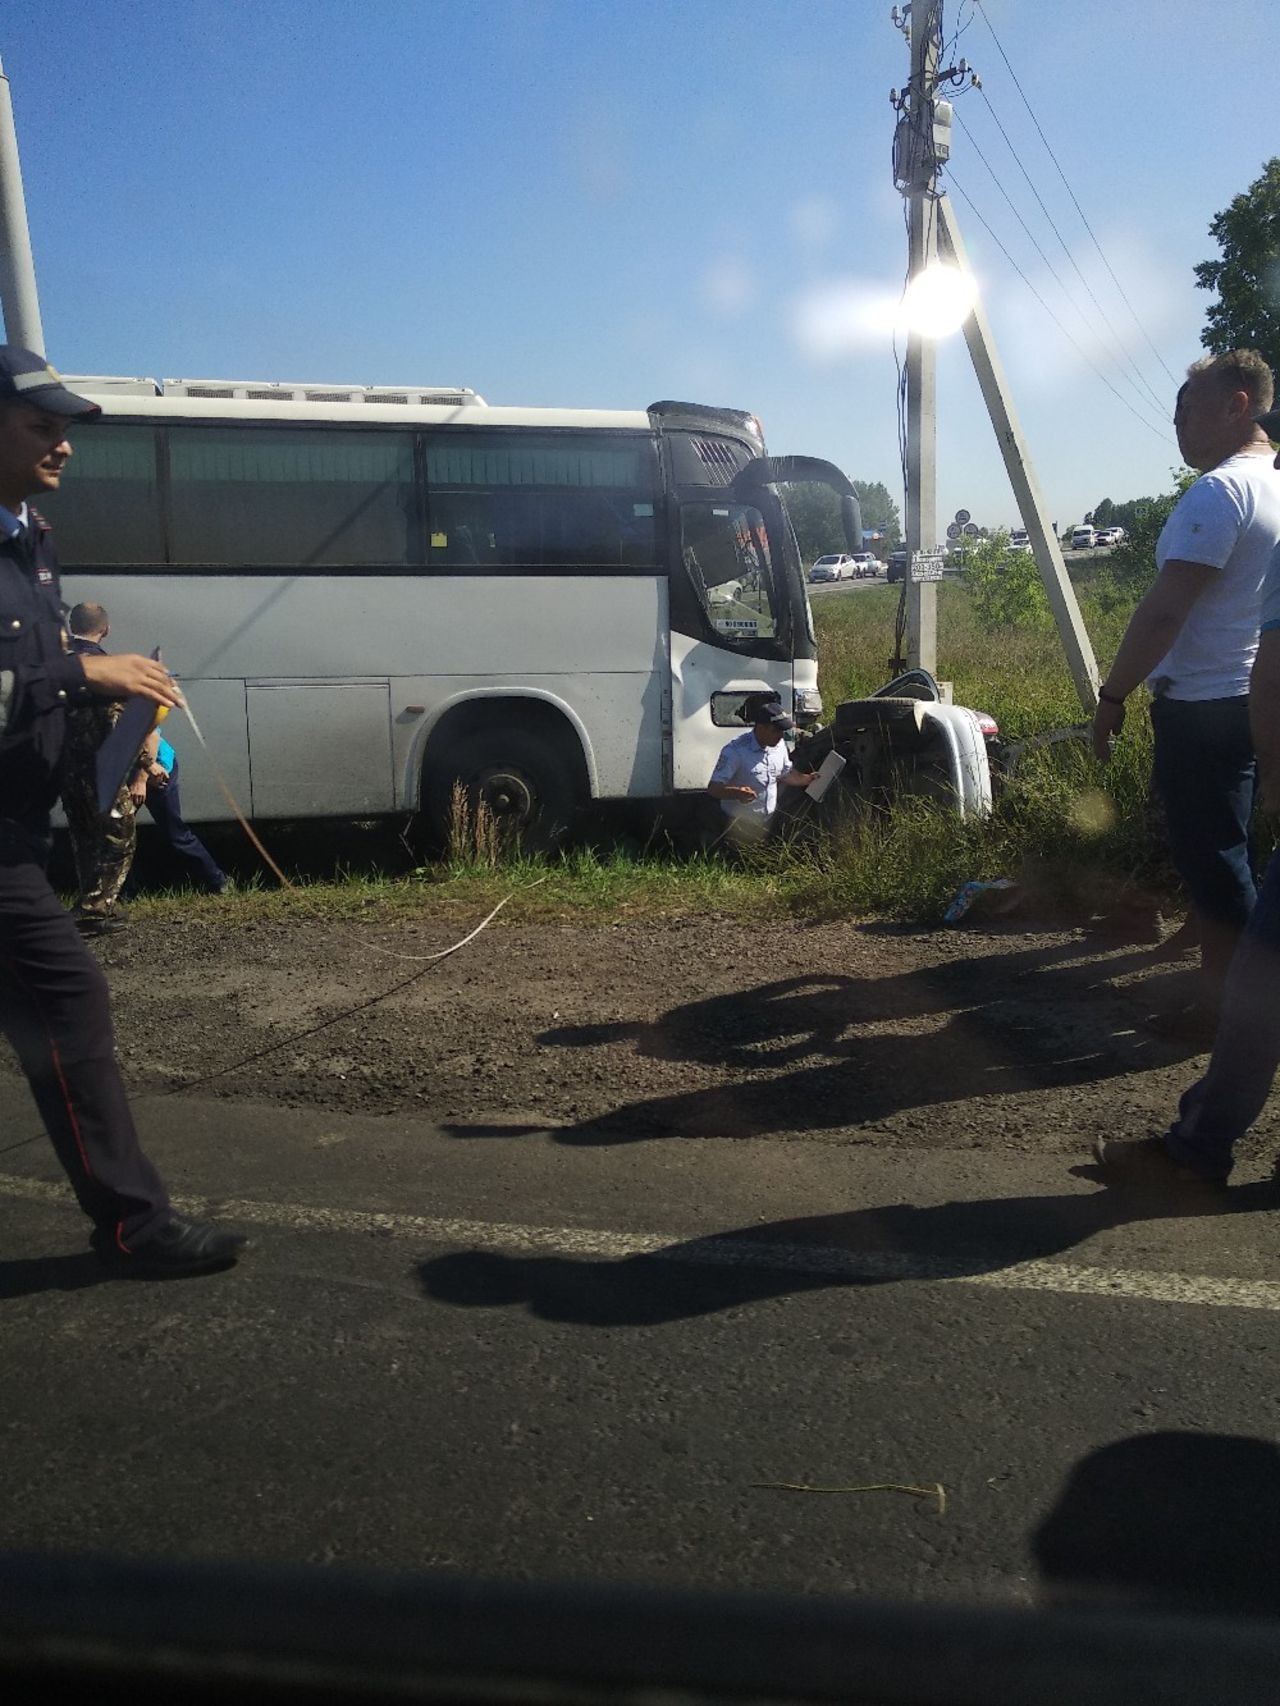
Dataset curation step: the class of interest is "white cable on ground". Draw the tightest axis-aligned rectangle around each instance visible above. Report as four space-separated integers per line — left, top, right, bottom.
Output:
167 695 545 1085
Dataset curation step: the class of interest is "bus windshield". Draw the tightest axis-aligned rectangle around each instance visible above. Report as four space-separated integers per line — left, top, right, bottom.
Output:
680 500 779 647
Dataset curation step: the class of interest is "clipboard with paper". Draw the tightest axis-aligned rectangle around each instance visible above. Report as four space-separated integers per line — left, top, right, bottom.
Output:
93 648 173 815
804 749 846 801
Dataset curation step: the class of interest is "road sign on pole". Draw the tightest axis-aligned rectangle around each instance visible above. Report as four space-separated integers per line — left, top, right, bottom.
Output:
910 550 946 583
954 508 971 526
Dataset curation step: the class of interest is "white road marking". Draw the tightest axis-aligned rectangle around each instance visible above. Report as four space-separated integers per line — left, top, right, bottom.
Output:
2 1170 1276 1313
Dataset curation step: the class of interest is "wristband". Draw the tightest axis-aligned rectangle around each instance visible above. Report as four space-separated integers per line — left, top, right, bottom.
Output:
1098 688 1126 707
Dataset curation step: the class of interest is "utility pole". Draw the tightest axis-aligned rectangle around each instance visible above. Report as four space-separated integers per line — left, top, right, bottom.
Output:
938 198 1099 710
893 1 943 674
889 5 1100 713
0 56 44 352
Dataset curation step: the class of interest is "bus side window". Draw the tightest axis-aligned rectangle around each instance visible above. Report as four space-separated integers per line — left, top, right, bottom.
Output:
40 423 165 565
428 493 497 566
167 427 418 567
424 430 659 573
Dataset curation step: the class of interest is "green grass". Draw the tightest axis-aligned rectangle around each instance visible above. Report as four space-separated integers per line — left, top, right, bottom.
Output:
126 582 1174 930
801 583 1165 917
814 581 1129 737
122 848 791 930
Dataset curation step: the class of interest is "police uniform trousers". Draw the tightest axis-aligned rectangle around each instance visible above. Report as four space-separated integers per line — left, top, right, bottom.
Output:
0 817 169 1247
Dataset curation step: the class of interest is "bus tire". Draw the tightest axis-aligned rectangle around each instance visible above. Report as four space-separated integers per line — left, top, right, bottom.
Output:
425 728 580 852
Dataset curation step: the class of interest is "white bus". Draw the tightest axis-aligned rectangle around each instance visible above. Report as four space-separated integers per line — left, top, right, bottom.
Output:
44 379 862 842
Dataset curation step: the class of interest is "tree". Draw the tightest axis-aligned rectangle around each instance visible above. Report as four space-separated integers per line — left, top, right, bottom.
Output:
851 479 902 549
963 529 1050 630
1090 470 1199 612
780 482 843 564
781 477 902 562
1194 157 1280 377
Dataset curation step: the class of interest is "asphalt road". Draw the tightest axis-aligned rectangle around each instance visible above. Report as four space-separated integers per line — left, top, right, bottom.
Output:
805 548 1108 598
3 1085 1278 1612
807 574 892 596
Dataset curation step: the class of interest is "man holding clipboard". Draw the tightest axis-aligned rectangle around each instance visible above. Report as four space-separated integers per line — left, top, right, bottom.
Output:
0 347 247 1276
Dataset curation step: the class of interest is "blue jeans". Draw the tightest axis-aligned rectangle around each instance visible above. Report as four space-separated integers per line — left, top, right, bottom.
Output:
1150 694 1257 934
1165 850 1280 1181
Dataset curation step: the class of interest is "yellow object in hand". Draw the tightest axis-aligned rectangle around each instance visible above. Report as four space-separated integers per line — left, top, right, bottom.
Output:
154 705 169 723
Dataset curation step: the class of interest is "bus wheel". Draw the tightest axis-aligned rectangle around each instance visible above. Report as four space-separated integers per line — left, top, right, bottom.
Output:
426 729 579 853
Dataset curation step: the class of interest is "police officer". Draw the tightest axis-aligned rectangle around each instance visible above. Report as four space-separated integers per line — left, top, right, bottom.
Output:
0 346 246 1275
707 700 817 848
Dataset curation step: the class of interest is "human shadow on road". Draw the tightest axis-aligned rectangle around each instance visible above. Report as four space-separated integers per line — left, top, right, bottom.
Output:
417 1177 1276 1328
444 940 1203 1148
0 1250 106 1300
1034 1431 1280 1619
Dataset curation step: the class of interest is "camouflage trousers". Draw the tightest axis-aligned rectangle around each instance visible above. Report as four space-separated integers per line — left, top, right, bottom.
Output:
62 775 137 917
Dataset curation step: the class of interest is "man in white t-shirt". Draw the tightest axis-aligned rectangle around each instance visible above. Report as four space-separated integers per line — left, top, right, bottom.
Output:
1096 408 1280 1185
1092 349 1280 1008
708 701 816 846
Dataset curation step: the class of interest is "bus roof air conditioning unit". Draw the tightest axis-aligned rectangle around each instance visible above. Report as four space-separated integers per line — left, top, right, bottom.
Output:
59 375 163 396
159 379 486 406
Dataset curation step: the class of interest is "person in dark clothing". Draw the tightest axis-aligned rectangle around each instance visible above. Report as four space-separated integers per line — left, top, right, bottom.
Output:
62 600 142 933
137 724 227 893
0 345 246 1275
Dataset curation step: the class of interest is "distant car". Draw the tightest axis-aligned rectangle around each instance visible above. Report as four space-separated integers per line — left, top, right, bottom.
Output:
849 552 880 577
1071 526 1096 550
1009 529 1032 554
708 578 743 603
1095 526 1123 547
810 553 856 582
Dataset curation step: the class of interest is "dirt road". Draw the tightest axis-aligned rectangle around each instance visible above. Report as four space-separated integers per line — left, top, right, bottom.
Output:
18 904 1272 1169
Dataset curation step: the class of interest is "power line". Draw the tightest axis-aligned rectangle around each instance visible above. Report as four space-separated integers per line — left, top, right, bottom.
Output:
943 0 978 62
953 110 1169 426
945 173 1176 447
972 89 1169 416
973 0 1180 389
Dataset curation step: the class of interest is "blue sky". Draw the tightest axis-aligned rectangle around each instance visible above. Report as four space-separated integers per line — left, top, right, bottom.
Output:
3 0 1275 528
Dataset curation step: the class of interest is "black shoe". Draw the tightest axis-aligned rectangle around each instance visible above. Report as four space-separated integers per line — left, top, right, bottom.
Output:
1145 1002 1219 1046
75 911 128 938
1092 1136 1226 1189
95 1215 249 1276
1149 915 1200 963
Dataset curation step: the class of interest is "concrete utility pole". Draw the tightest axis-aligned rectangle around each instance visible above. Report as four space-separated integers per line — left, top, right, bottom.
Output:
894 1 943 674
938 198 1100 710
0 56 45 352
889 4 1100 713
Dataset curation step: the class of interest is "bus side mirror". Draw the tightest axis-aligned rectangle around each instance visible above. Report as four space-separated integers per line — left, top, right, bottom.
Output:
841 494 863 553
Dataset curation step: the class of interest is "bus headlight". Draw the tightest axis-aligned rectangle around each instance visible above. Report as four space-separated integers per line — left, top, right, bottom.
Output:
793 687 823 723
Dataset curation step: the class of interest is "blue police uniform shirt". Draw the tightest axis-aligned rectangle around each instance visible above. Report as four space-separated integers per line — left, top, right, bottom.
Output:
0 501 29 539
710 728 795 819
0 496 94 818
